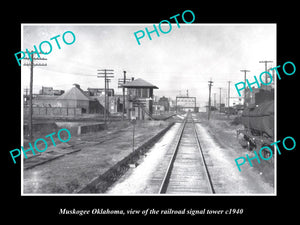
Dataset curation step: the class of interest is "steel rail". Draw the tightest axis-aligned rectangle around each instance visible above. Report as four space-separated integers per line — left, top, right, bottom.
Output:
158 117 187 194
159 113 215 194
193 119 215 194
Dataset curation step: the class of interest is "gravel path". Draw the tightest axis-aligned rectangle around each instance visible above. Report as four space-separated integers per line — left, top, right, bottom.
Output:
195 123 274 194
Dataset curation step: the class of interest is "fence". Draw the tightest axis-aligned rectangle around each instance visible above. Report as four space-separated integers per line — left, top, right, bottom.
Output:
24 106 82 117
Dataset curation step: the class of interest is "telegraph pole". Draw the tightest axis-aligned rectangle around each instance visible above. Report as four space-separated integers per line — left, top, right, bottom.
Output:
106 78 111 121
24 88 29 105
23 52 47 141
123 71 126 120
97 69 114 128
118 71 131 120
213 93 216 108
240 70 250 108
227 81 231 118
219 88 222 112
208 80 213 120
227 81 231 108
259 60 273 90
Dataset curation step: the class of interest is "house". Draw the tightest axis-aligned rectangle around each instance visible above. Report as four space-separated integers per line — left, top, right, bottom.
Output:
122 78 158 120
56 84 103 114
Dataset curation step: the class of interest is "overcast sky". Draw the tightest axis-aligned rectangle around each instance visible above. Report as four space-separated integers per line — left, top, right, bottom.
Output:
21 24 276 107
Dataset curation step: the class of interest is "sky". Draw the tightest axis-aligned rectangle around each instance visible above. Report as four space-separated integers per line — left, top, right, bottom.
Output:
21 23 276 107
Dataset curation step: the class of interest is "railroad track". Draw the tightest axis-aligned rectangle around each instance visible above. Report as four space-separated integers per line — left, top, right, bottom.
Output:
159 113 215 194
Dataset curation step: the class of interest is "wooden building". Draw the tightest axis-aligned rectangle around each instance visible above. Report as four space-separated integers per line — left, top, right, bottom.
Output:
56 84 103 114
122 78 158 120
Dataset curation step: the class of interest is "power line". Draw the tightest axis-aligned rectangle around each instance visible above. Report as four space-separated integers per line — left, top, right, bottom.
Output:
31 67 97 77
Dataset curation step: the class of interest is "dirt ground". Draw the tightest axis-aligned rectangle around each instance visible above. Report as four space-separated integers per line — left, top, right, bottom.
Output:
23 112 274 194
107 112 274 195
23 120 172 194
196 111 275 188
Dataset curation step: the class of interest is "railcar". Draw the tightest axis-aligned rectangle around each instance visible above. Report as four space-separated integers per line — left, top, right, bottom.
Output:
237 100 274 159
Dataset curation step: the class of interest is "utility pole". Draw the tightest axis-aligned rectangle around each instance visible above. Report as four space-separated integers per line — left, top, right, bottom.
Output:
219 88 222 112
213 93 216 107
208 80 213 120
227 81 231 118
106 78 111 121
24 87 29 105
123 71 126 120
118 71 131 120
240 70 250 109
227 81 231 108
268 67 275 90
97 69 114 128
259 60 273 90
23 52 47 141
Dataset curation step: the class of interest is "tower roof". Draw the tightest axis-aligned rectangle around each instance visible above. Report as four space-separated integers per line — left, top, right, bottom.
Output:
121 78 158 89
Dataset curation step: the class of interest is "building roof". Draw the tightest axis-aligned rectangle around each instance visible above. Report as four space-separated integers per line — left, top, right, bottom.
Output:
122 78 158 89
57 84 91 101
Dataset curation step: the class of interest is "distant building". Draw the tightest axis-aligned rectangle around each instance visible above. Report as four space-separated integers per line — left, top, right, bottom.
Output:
153 103 165 112
39 86 64 96
87 88 114 97
158 96 170 111
32 95 59 107
122 78 158 120
53 90 65 96
56 84 103 114
39 86 53 95
169 98 176 111
95 94 124 114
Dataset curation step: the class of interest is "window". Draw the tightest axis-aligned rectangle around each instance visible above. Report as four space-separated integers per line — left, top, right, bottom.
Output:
142 88 149 98
128 88 150 98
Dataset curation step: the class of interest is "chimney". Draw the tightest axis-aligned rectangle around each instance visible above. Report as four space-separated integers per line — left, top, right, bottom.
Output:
73 83 80 89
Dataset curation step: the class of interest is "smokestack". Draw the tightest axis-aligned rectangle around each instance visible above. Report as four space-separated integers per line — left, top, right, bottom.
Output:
73 83 80 89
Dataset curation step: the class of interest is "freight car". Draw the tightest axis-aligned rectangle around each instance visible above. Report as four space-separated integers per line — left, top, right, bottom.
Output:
237 100 274 160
